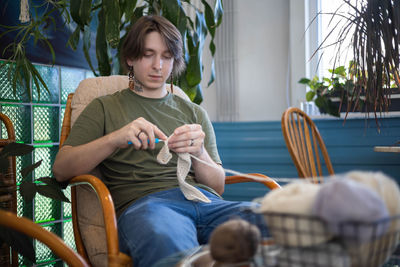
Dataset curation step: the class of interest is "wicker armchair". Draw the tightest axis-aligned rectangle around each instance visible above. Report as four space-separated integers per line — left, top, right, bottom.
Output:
60 75 280 266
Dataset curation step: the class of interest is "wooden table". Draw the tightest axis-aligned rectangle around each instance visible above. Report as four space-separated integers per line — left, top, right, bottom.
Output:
374 146 400 153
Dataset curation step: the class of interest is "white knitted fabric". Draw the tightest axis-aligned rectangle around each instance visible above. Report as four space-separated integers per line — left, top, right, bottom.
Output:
157 136 211 203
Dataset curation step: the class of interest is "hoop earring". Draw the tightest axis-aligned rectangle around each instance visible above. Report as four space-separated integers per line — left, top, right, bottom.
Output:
170 75 174 94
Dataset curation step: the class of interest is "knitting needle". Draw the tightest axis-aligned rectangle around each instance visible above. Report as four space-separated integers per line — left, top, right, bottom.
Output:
128 138 160 145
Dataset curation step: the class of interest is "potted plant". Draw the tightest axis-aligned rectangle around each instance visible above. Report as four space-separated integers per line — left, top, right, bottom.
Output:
310 0 400 119
299 62 400 118
0 0 223 104
299 64 353 117
0 142 69 263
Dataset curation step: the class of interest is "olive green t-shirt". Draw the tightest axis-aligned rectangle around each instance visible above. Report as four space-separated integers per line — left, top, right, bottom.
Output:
64 89 222 216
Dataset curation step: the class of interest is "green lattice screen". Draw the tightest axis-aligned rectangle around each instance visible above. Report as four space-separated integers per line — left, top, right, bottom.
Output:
0 61 93 266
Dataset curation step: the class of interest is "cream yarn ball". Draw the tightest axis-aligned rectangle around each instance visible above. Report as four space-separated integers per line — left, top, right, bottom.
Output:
260 182 331 247
346 171 400 231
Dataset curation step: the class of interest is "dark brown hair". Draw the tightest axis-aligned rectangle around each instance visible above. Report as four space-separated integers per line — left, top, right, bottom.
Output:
121 15 185 77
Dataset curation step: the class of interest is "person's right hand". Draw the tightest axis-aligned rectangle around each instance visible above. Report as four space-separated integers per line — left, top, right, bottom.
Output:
109 117 167 150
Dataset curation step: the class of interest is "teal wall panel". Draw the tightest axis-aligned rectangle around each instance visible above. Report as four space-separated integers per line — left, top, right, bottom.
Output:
214 117 400 201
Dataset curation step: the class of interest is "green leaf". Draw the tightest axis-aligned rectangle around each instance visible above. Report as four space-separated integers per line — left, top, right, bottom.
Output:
70 0 83 28
67 26 81 51
176 6 188 38
0 142 33 158
123 0 138 22
322 77 331 83
10 62 20 98
315 96 340 117
344 79 354 90
306 91 316 101
96 9 111 76
36 176 60 187
130 5 146 25
162 0 181 26
298 78 310 84
185 35 202 87
326 99 340 117
161 0 187 40
314 96 325 110
21 160 42 179
0 226 35 262
192 84 203 104
184 11 207 89
333 66 346 75
209 39 216 56
0 157 9 174
80 0 92 26
28 61 51 97
37 176 69 190
183 82 199 101
82 25 97 75
202 0 215 38
19 181 37 203
104 0 121 48
36 185 70 203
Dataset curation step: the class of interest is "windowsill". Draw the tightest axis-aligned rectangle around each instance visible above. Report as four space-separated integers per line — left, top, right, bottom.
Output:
309 111 400 120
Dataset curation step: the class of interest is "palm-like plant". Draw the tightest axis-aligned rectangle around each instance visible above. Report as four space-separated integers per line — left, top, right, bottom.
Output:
316 0 400 119
0 0 223 104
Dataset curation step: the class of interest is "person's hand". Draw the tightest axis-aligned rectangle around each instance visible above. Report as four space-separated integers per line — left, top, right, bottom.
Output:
168 124 205 157
110 117 167 150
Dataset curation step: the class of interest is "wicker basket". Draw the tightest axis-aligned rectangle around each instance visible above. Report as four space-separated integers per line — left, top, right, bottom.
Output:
258 212 400 267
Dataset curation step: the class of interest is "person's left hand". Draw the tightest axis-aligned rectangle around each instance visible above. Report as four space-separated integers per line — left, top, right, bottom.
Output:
168 124 205 157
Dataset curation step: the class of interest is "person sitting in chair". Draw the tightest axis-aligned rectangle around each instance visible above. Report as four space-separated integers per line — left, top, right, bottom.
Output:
53 15 258 267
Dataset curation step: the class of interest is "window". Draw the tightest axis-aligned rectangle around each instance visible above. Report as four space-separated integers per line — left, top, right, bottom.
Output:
0 62 93 265
319 0 354 77
312 0 400 115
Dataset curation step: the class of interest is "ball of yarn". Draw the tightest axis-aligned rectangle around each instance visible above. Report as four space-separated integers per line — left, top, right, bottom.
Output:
209 219 261 263
260 182 320 214
312 178 390 241
344 171 400 266
260 182 331 247
346 171 400 222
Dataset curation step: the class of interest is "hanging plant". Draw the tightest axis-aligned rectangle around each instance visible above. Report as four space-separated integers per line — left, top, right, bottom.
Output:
0 0 223 104
314 0 400 121
0 1 70 101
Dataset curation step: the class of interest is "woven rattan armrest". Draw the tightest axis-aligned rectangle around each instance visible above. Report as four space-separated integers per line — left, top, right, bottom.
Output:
69 175 132 267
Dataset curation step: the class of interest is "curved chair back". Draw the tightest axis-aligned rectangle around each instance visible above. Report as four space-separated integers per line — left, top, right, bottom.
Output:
0 113 17 266
281 107 334 183
0 210 89 267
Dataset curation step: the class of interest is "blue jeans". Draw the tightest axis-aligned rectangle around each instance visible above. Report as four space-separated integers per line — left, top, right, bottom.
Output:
117 187 261 267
